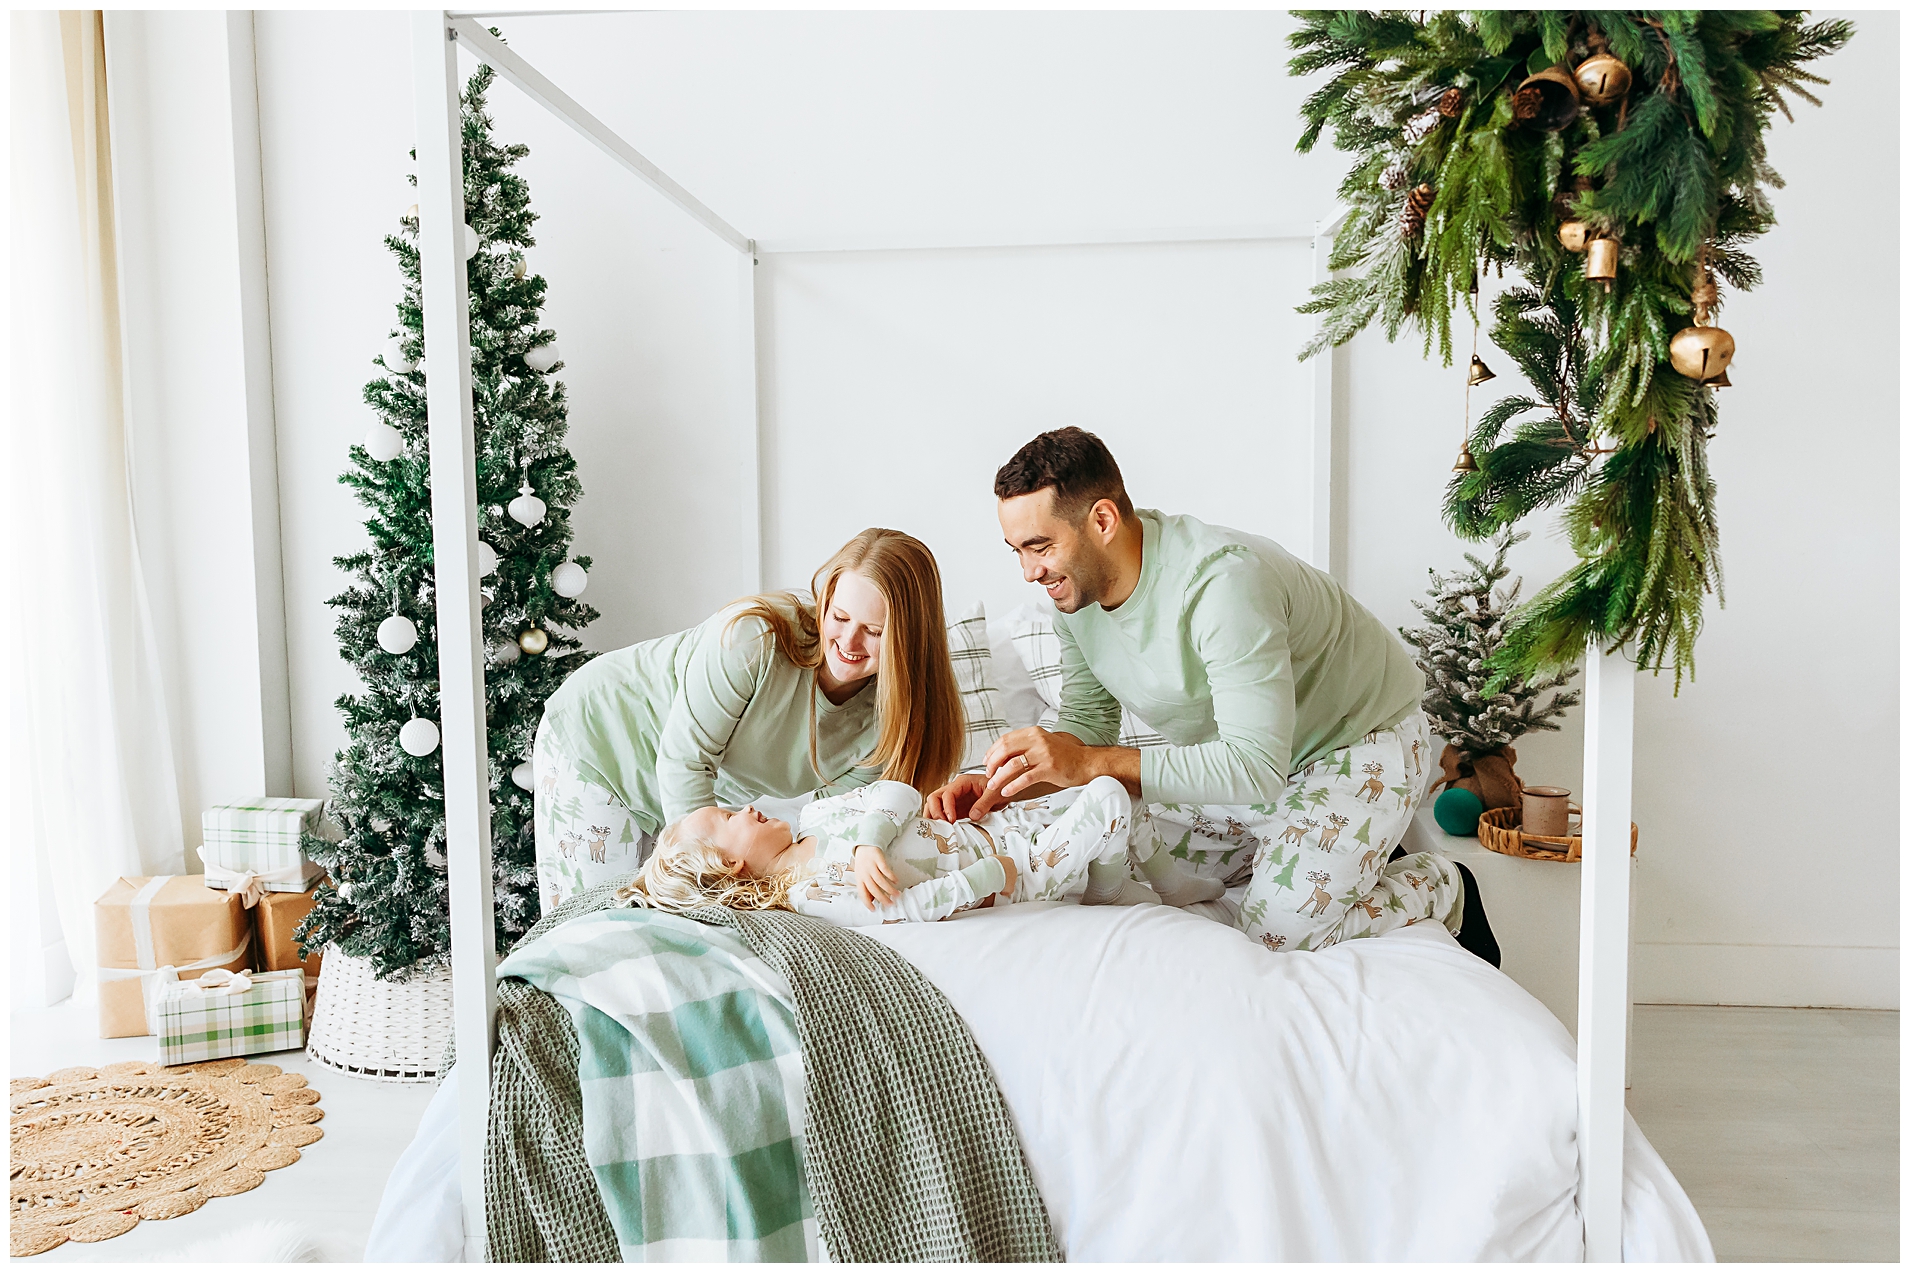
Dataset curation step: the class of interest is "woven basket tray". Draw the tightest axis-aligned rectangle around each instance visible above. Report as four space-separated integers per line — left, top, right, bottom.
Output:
304 944 451 1083
1476 806 1638 863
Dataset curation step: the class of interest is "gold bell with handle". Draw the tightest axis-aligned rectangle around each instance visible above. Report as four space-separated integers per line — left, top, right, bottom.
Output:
1584 236 1619 289
1574 51 1632 106
1452 443 1480 473
1466 354 1497 387
1514 64 1582 132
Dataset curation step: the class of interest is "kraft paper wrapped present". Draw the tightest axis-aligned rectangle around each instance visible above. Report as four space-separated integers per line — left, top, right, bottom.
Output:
200 797 336 904
94 876 252 1039
149 967 307 1066
253 880 326 985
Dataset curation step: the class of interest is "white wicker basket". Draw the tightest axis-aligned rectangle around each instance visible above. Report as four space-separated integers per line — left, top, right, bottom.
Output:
305 944 453 1083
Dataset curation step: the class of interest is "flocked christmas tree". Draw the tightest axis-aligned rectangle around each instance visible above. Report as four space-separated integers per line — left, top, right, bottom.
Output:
1399 529 1579 807
298 61 599 979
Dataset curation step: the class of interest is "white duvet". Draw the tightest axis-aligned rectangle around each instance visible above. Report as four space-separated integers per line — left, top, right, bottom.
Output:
367 898 1712 1261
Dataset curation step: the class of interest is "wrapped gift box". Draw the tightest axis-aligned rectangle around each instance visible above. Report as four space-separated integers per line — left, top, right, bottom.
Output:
253 879 326 985
94 876 252 1038
200 797 335 898
150 968 307 1066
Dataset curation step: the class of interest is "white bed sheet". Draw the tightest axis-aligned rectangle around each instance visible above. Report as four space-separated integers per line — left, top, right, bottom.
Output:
365 901 1712 1261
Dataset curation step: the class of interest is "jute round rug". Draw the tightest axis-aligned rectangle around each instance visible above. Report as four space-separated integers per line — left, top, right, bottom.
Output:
10 1058 325 1257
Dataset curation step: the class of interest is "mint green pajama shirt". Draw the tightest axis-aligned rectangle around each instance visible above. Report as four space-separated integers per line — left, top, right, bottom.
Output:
1052 510 1463 950
532 598 882 913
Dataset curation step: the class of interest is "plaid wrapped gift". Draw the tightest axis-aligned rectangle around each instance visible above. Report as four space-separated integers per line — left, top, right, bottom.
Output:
201 797 335 903
150 967 308 1066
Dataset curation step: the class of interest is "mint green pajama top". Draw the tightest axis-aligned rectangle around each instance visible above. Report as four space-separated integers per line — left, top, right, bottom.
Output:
540 599 882 835
1053 510 1423 806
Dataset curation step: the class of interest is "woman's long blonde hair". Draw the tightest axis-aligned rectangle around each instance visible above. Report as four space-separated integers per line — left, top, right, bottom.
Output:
723 528 963 796
616 817 794 914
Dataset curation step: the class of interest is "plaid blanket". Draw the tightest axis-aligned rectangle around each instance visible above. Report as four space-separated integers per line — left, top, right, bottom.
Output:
496 906 818 1261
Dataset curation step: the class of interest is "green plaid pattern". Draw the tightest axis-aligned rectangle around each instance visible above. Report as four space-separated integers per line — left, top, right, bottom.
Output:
1008 612 1170 747
497 907 817 1262
202 797 332 889
947 603 1006 770
153 970 306 1065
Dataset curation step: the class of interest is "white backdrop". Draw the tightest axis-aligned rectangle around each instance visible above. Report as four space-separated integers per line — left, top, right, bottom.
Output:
100 10 1898 1008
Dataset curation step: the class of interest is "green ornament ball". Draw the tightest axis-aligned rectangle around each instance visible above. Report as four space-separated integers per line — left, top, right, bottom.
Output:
1433 786 1485 837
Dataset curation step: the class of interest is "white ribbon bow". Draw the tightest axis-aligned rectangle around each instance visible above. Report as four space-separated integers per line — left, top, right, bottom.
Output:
201 861 310 908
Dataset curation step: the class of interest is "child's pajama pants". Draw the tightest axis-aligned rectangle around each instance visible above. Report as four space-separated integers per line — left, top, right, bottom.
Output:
1129 711 1465 952
792 777 1133 926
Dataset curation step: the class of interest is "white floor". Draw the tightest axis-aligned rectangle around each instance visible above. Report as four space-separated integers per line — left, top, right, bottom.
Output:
11 999 1898 1263
10 997 436 1262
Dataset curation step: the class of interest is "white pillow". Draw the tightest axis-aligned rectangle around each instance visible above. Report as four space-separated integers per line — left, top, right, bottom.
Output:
946 602 1006 771
1004 606 1167 748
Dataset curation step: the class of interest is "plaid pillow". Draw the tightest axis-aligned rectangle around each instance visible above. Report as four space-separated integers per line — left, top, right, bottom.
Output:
946 603 1006 771
1007 609 1167 748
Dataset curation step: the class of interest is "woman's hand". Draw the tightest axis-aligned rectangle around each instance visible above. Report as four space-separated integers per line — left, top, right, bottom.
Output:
923 772 987 822
854 844 900 910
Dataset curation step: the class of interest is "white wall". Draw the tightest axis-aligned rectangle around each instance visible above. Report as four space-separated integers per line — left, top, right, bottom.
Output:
120 11 1893 1007
1336 12 1899 1008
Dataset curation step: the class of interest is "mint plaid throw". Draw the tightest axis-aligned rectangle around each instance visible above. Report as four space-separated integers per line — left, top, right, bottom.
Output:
475 884 1061 1263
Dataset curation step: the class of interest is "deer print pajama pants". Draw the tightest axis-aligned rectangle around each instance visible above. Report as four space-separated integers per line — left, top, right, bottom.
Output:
1129 711 1465 952
531 720 652 915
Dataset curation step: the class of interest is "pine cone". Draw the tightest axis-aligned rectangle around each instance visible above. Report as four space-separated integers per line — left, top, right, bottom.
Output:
1381 161 1410 193
1402 109 1443 143
1400 184 1434 239
1512 85 1543 122
1437 87 1464 117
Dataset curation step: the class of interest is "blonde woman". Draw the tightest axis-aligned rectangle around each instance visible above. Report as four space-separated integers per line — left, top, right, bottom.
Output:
618 777 1134 926
532 529 964 913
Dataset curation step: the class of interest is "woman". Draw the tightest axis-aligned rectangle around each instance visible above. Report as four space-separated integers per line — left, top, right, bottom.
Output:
532 528 964 912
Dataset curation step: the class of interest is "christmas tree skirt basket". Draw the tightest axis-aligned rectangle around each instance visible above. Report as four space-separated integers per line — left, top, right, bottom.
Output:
304 945 451 1083
1477 807 1639 863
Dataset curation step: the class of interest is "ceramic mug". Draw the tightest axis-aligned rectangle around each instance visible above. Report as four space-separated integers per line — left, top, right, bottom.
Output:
1521 786 1581 839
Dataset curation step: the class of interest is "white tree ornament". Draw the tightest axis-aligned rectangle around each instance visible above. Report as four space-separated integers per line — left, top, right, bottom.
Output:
551 561 588 598
476 540 498 577
523 341 560 373
364 421 404 463
508 481 547 527
376 614 419 655
491 638 520 666
398 717 441 757
511 760 535 791
383 336 418 375
462 223 481 260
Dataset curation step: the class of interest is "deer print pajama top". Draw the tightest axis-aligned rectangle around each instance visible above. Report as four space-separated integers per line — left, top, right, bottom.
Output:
1049 509 1462 951
787 778 1132 927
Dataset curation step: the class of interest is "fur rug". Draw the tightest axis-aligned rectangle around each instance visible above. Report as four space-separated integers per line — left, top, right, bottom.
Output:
148 1220 331 1262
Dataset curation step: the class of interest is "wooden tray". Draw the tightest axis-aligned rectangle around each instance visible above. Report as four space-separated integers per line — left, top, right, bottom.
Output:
1476 806 1638 863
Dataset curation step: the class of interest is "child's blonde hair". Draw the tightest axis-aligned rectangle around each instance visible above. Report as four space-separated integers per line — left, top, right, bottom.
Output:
616 814 796 914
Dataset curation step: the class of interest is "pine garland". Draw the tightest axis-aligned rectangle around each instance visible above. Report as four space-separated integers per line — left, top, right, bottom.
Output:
1290 10 1851 686
298 60 600 979
1400 530 1580 757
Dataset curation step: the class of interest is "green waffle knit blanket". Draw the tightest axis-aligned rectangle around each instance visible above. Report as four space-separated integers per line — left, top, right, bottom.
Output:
465 884 1062 1263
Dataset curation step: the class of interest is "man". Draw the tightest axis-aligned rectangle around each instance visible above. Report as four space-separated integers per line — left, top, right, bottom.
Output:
927 427 1462 952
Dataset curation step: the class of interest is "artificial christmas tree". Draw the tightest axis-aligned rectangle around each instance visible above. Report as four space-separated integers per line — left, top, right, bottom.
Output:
1399 530 1580 810
1290 10 1851 685
298 60 599 982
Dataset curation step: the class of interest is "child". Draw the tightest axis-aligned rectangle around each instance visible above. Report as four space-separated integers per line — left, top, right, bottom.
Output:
618 777 1134 925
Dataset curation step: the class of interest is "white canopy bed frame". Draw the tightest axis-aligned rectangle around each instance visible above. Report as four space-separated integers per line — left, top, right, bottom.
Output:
412 11 1638 1260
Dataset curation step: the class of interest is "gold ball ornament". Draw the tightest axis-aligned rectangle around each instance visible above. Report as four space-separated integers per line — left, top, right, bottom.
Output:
1669 324 1736 382
512 257 528 280
1574 52 1632 106
517 627 550 656
1558 219 1591 253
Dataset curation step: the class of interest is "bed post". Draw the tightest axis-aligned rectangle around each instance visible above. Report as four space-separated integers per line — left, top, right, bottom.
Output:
413 11 498 1258
741 243 765 591
1577 642 1635 1260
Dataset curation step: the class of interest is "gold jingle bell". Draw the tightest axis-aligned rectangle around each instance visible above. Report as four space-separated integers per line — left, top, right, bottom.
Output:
1669 324 1736 381
1574 52 1632 106
1452 443 1480 473
1514 64 1582 132
1706 369 1732 389
1584 236 1619 289
1466 354 1497 387
517 626 550 656
1558 219 1591 253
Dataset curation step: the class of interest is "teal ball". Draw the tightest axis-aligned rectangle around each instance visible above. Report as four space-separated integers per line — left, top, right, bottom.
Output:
1433 787 1485 837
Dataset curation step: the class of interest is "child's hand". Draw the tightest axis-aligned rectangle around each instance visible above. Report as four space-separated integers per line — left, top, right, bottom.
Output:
994 854 1017 899
854 844 900 910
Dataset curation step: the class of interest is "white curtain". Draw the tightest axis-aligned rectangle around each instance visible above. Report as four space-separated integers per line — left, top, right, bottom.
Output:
9 10 185 1009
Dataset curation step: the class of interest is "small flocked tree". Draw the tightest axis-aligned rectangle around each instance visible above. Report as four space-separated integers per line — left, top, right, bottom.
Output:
299 61 599 979
1399 529 1579 805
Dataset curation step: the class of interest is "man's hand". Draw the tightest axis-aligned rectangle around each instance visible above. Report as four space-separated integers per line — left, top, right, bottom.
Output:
923 772 987 822
970 727 1140 818
853 844 900 910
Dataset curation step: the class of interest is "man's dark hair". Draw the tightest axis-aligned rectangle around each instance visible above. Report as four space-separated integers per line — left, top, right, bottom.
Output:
993 427 1134 524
